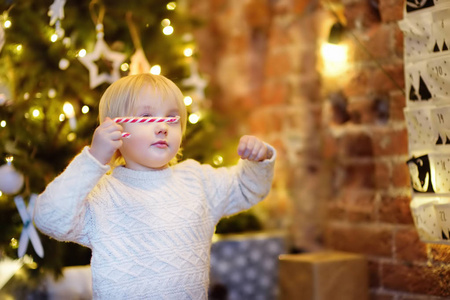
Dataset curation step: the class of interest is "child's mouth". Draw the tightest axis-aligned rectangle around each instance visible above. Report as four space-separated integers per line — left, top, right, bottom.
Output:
152 141 168 148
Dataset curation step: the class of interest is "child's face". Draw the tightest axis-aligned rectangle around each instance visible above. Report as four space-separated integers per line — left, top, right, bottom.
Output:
119 86 182 170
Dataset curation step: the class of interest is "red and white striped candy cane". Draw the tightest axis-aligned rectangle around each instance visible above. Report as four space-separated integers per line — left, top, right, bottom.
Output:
113 116 180 138
113 116 180 124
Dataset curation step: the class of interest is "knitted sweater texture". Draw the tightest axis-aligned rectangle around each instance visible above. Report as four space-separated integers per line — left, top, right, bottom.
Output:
34 146 276 299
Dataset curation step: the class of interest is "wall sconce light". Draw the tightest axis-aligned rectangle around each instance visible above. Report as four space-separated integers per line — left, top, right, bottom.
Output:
321 22 348 76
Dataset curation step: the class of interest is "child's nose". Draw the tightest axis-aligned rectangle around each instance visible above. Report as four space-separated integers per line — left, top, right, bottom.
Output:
155 123 168 135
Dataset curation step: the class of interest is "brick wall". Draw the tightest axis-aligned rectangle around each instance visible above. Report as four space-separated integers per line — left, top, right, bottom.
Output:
190 0 450 298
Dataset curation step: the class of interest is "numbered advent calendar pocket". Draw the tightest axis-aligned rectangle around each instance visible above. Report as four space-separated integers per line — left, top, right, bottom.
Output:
435 203 450 241
404 106 437 150
410 197 441 242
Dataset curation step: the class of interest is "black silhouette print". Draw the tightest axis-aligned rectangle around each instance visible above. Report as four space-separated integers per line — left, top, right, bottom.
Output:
407 155 435 192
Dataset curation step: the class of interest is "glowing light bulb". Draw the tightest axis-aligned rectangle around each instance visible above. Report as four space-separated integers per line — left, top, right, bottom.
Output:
163 26 174 35
0 120 6 127
184 96 193 106
63 102 75 118
213 155 224 166
320 43 348 76
78 49 87 57
121 63 129 72
184 48 193 57
32 109 40 118
67 132 76 142
10 238 18 249
4 20 11 28
48 89 56 98
82 105 90 114
59 114 65 122
150 65 161 75
167 2 176 10
16 44 22 52
50 33 58 42
188 113 200 124
161 19 171 27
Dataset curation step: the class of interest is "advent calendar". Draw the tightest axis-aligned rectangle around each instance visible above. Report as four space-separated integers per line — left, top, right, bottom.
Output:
401 0 450 244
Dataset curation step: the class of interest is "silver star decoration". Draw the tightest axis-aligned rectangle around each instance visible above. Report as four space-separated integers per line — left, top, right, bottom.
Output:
48 0 66 26
182 59 207 100
78 37 127 89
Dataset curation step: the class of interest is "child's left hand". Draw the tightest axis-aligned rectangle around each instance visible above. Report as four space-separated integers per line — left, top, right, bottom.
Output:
237 135 272 161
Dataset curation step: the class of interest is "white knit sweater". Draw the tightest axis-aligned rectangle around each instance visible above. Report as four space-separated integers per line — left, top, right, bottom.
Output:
34 146 276 299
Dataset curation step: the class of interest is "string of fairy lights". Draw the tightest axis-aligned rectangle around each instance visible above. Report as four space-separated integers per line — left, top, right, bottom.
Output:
0 1 207 140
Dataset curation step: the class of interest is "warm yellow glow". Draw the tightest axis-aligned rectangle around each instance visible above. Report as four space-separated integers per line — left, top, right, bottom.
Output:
213 155 224 166
63 102 75 118
0 191 2 197
184 48 193 57
0 120 6 127
78 49 87 57
48 89 56 98
161 19 171 27
163 26 174 35
67 132 77 142
50 33 58 42
10 238 18 249
321 43 348 76
32 109 40 118
82 105 90 114
184 96 193 106
16 44 22 52
120 63 129 72
4 20 11 28
59 114 65 122
167 2 176 10
150 65 161 75
188 113 200 124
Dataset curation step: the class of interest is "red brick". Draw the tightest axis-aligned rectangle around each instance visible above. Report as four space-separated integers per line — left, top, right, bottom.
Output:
429 244 450 263
341 162 376 189
392 162 411 188
394 25 404 58
351 24 392 62
325 223 393 257
394 227 428 262
372 128 408 156
378 0 404 22
389 92 406 122
368 259 381 288
381 261 450 296
264 49 293 78
380 195 414 224
339 131 373 157
244 0 272 30
375 161 390 190
322 131 338 160
344 1 381 29
347 98 377 124
369 64 405 94
334 189 377 222
261 80 289 105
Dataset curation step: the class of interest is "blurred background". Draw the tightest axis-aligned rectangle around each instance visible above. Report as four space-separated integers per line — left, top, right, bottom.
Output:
0 0 449 299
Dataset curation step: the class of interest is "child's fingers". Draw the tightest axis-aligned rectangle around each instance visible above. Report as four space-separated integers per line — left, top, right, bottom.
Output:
237 135 250 156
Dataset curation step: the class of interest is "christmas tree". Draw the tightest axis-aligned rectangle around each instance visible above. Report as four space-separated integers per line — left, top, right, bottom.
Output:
0 0 237 280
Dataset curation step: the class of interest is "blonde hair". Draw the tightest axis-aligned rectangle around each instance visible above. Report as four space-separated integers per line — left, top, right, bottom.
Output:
98 74 187 167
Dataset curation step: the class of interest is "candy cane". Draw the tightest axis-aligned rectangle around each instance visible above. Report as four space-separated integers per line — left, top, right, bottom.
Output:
114 116 180 124
114 116 180 138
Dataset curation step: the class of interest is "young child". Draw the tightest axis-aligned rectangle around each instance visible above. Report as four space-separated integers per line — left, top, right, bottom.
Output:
34 74 276 299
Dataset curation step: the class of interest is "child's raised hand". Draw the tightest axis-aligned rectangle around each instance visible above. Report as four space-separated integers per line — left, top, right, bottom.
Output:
237 135 272 161
89 117 124 165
